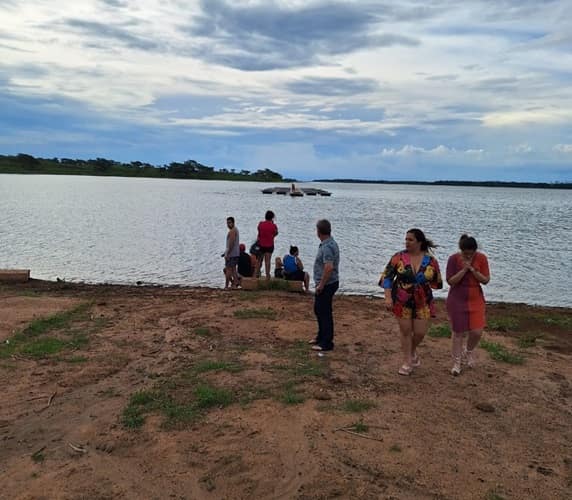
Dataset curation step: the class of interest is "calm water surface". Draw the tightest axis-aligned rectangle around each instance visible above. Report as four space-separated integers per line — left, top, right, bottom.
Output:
1 175 571 307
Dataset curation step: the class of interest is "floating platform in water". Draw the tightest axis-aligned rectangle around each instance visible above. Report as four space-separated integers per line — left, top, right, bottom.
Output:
262 187 331 196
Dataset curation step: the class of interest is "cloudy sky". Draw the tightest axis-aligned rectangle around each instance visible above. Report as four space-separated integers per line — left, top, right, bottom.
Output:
1 0 571 181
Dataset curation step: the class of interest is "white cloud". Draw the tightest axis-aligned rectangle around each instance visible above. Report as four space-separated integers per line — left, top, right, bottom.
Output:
510 143 533 153
553 144 572 153
380 145 483 156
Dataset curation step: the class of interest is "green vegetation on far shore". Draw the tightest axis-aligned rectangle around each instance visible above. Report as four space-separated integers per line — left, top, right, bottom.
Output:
0 154 290 182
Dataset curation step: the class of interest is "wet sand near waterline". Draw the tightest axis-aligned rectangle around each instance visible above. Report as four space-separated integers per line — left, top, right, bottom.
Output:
1 280 571 499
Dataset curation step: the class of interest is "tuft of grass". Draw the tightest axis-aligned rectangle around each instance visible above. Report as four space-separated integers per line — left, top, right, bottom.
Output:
193 360 242 374
265 279 291 291
485 491 506 500
121 405 146 429
542 316 572 328
64 355 88 363
428 323 451 338
350 421 369 433
31 449 45 463
194 384 234 409
487 317 519 332
342 399 376 413
389 444 402 453
480 340 524 364
517 333 543 349
279 381 305 405
233 308 277 320
193 327 212 337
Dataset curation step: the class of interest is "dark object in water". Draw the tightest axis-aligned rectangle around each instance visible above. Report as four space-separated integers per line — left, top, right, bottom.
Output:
261 186 331 196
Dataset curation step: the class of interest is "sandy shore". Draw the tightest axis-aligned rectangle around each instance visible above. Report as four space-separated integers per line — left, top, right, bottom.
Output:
1 280 571 499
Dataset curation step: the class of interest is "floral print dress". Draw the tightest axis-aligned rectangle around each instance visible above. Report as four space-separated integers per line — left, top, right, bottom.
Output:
380 251 443 319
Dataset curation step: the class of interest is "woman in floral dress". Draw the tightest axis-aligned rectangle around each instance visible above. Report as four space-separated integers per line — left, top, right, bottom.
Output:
380 229 443 375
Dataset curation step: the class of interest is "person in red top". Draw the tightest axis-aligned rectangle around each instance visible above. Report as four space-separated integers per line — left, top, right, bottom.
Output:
257 210 278 279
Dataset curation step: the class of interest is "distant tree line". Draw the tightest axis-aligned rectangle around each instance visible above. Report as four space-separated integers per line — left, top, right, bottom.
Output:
314 178 572 190
0 154 288 182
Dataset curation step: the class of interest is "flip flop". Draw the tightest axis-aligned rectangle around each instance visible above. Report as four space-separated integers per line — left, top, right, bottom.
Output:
398 365 413 376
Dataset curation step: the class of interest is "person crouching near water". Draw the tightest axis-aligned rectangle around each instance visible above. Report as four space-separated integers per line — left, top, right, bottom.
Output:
380 228 443 376
446 234 490 376
283 245 310 292
237 243 255 280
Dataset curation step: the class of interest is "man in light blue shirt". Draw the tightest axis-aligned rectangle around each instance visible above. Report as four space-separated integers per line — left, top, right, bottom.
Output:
310 219 340 352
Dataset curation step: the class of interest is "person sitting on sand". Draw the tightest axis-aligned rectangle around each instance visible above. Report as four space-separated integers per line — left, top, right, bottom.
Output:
283 246 310 292
274 256 284 279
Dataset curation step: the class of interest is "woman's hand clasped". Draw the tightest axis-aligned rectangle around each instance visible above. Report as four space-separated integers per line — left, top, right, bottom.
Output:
384 297 393 311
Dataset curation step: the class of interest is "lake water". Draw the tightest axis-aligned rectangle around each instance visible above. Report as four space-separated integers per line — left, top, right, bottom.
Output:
1 175 571 307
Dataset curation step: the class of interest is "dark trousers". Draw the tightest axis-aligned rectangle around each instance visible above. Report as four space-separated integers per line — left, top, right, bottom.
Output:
314 281 339 350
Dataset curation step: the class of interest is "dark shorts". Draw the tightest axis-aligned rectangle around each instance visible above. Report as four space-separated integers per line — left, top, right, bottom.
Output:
259 246 274 254
285 270 305 281
225 256 239 267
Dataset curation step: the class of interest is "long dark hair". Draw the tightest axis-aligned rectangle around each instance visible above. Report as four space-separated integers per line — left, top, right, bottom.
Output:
407 228 437 252
459 234 478 251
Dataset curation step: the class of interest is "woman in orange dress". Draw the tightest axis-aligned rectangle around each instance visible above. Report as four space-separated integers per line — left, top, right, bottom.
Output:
446 234 490 375
380 229 443 376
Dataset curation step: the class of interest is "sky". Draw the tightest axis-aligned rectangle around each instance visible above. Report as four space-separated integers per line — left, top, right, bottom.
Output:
1 0 571 181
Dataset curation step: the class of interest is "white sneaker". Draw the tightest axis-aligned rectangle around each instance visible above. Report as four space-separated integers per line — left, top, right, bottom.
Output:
451 358 462 376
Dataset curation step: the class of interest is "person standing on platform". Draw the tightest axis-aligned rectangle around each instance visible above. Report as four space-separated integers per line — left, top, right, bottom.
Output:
257 210 278 279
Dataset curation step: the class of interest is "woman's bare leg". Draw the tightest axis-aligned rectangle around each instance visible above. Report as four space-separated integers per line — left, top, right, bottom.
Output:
397 318 414 369
412 319 429 359
466 329 483 366
264 253 271 279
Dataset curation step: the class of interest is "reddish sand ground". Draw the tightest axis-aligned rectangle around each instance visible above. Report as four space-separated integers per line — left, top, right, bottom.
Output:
1 280 571 500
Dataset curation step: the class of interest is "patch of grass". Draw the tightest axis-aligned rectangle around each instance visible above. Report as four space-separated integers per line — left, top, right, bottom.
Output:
480 340 524 364
485 491 505 500
542 316 572 328
428 323 451 338
265 279 291 291
193 360 242 374
349 421 369 433
193 327 212 337
121 405 146 429
517 333 544 348
237 291 261 301
279 381 305 405
194 384 234 409
389 444 402 452
22 303 91 337
342 399 376 413
17 333 89 359
487 316 519 332
233 308 277 320
0 304 93 359
63 355 88 363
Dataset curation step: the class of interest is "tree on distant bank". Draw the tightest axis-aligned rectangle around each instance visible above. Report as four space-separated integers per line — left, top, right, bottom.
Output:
0 153 287 182
16 153 40 169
